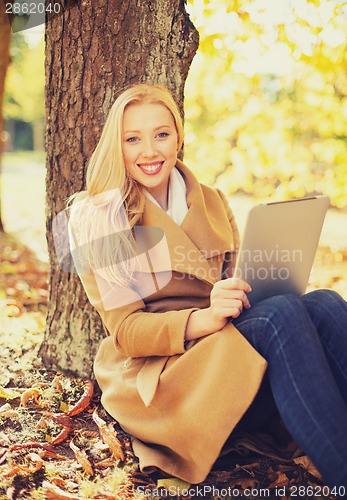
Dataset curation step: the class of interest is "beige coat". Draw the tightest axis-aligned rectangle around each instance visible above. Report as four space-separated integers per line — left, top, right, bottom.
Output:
75 161 267 484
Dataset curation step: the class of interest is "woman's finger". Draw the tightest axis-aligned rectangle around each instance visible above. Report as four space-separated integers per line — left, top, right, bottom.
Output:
218 277 252 292
211 289 251 309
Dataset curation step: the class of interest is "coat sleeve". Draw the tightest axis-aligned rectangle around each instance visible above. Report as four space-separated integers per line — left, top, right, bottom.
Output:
77 269 198 358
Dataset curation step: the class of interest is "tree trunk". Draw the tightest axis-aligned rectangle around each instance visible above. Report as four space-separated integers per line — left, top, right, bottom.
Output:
0 3 12 232
39 0 199 377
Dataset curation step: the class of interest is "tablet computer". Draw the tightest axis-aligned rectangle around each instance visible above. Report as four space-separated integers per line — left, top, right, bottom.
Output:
234 195 330 305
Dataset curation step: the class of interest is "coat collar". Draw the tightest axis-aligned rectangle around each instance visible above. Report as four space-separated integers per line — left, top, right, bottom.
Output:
137 161 235 285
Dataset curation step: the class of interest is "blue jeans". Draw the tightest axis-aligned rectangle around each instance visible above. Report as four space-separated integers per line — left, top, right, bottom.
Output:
232 289 347 491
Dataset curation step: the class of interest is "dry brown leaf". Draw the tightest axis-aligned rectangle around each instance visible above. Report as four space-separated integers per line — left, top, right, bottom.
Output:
20 388 42 407
0 432 11 447
0 403 19 419
0 387 22 400
42 480 82 500
268 471 290 489
50 477 80 490
26 452 44 472
157 477 191 494
94 457 115 469
93 494 120 499
0 447 8 465
48 413 75 428
4 452 44 478
92 409 124 461
294 455 322 480
1 299 24 317
229 477 259 490
35 416 49 430
69 440 94 476
50 477 68 488
80 430 99 438
4 465 21 479
67 380 94 416
39 449 67 460
50 425 72 445
51 374 64 392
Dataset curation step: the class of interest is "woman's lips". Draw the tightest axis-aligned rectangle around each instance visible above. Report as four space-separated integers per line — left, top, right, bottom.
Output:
137 161 164 175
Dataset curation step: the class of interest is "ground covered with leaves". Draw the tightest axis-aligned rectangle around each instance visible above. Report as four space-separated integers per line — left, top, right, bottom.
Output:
0 232 346 499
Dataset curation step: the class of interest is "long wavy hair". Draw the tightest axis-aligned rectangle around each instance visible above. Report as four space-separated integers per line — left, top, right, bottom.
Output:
68 83 184 286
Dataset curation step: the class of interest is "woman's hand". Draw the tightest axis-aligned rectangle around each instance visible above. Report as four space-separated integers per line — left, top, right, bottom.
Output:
185 278 252 341
209 277 252 331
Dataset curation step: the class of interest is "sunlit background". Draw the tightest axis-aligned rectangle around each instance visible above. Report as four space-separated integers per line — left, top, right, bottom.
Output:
184 0 347 209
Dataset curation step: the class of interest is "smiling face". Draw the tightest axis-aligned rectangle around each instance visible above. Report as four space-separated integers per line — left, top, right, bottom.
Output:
122 103 179 210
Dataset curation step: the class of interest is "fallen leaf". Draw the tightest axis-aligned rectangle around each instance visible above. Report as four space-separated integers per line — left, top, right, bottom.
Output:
39 450 67 460
50 477 68 488
0 448 8 465
1 299 24 317
157 477 191 495
20 387 42 406
70 439 94 476
60 401 70 413
42 480 82 500
4 465 21 479
0 386 21 400
48 413 75 428
92 409 124 461
0 408 19 419
35 416 49 430
67 380 94 416
268 471 290 489
294 455 322 480
50 425 72 445
22 452 44 473
228 477 259 490
94 457 115 469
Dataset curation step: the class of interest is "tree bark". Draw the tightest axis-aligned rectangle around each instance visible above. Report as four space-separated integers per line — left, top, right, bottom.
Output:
0 2 12 232
39 0 199 377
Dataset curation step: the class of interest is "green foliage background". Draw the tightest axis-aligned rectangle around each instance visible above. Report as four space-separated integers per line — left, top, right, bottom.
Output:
4 33 44 123
184 0 347 208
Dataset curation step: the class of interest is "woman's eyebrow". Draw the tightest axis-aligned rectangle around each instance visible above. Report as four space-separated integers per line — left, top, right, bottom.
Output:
123 125 172 135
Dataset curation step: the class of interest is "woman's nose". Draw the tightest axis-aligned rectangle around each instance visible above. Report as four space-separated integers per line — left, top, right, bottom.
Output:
142 140 158 158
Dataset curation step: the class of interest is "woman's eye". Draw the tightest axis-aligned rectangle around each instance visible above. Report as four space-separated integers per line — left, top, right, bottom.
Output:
126 137 139 143
157 132 169 139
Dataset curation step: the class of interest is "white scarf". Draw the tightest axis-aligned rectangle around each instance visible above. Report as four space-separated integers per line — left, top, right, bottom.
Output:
145 167 188 226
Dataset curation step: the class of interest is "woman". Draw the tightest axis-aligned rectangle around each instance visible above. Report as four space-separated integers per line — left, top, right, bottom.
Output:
68 83 347 490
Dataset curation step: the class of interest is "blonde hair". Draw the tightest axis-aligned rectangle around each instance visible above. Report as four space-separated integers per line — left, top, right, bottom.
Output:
68 83 184 287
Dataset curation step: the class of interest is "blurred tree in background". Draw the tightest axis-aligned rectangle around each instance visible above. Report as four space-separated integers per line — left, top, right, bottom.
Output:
184 0 347 208
4 33 44 151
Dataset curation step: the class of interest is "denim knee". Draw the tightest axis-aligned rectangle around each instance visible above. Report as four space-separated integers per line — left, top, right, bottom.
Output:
301 289 345 313
303 288 343 304
235 293 309 356
258 293 305 319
